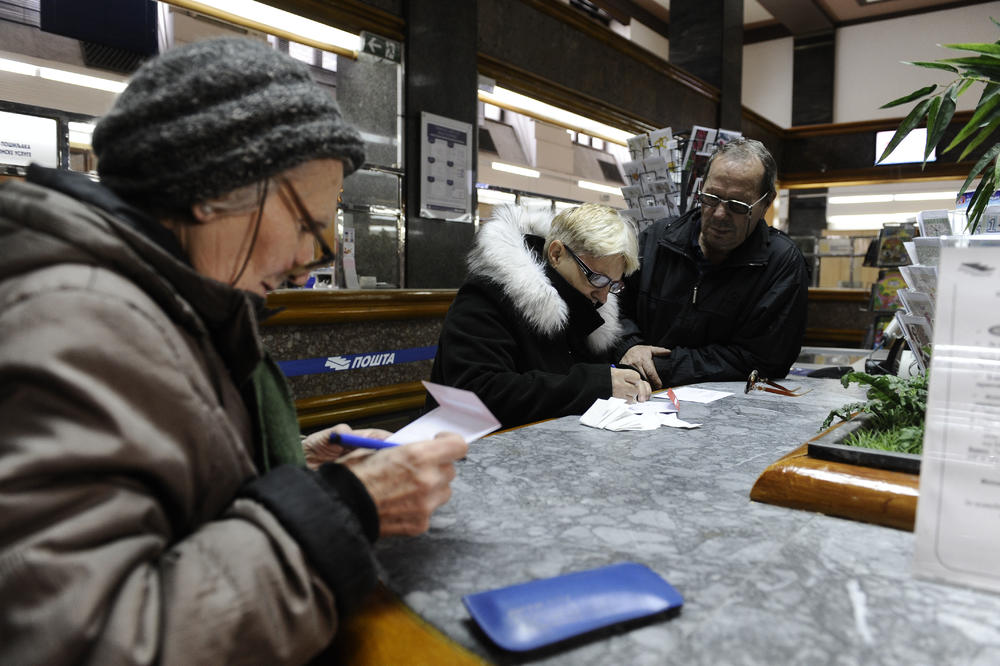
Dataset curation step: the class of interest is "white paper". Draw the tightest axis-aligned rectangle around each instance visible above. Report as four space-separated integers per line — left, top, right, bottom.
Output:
387 381 500 445
913 245 1000 594
660 413 701 429
668 386 732 404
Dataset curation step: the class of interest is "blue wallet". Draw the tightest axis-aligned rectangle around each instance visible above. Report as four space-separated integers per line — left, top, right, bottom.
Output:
462 561 683 652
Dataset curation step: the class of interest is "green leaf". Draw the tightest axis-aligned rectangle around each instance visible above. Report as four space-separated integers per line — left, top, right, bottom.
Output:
943 42 1000 56
943 93 1000 152
879 84 937 109
958 113 1000 161
976 81 1000 109
966 164 996 232
924 96 943 163
903 60 959 73
878 98 933 163
957 142 1000 198
940 55 1000 70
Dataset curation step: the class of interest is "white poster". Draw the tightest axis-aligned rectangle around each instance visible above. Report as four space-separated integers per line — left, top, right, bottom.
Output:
913 244 1000 593
419 112 472 222
0 110 58 168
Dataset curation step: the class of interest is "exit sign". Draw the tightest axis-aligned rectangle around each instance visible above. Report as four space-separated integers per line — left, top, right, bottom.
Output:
360 31 401 63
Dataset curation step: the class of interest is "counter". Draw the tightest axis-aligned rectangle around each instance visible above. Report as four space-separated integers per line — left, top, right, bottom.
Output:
367 377 1000 664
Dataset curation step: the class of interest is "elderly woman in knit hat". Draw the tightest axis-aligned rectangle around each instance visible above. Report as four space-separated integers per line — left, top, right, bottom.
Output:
0 38 466 664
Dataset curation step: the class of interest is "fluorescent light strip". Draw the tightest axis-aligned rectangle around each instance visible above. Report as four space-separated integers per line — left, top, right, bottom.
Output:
578 180 623 196
826 212 920 231
166 0 360 56
828 194 893 205
479 86 632 146
491 161 540 178
892 191 957 202
0 57 127 93
476 188 517 205
829 192 958 205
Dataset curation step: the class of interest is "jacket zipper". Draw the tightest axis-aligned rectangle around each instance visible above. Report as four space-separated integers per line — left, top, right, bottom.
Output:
692 284 699 305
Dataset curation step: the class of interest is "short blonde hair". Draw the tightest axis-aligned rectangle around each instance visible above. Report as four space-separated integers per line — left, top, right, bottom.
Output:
545 204 639 275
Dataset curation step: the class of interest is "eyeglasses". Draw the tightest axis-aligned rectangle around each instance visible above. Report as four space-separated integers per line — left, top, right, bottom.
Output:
744 369 812 397
563 245 625 294
697 191 769 216
273 176 336 280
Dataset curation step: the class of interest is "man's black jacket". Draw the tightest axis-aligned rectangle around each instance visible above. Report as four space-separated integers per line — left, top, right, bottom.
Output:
617 208 809 386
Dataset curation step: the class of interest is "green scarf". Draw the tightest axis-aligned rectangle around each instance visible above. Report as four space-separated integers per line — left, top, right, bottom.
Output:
250 353 305 471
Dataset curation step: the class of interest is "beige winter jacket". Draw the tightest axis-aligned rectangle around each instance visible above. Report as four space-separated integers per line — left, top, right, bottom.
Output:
0 169 377 665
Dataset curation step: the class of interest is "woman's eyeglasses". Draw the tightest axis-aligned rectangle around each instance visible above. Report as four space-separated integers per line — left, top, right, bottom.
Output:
563 246 625 294
744 369 812 397
273 176 336 280
697 191 769 217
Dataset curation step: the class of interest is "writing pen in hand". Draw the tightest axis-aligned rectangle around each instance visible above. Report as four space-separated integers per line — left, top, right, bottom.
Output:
329 432 399 450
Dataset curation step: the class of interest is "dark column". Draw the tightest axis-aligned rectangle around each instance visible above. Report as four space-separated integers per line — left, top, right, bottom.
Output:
787 32 835 238
403 0 478 288
668 0 742 130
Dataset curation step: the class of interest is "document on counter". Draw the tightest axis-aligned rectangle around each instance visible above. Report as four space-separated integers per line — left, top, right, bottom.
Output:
386 381 500 445
913 243 1000 594
580 397 700 431
667 386 732 404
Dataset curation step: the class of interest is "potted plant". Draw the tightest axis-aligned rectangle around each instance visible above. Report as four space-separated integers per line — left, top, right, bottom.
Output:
878 19 1000 232
809 370 928 474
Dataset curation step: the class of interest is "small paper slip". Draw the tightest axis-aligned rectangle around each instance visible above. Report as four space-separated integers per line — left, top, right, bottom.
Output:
661 413 701 429
580 398 659 431
386 381 500 444
462 562 683 652
668 386 732 404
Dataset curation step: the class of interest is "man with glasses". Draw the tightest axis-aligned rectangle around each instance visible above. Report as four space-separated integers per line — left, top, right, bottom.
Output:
616 138 808 389
429 203 650 428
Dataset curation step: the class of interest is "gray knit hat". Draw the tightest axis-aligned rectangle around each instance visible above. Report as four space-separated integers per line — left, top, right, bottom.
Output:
93 37 365 216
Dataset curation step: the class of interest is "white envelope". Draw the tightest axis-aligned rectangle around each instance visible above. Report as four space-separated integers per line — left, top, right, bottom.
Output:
386 381 501 445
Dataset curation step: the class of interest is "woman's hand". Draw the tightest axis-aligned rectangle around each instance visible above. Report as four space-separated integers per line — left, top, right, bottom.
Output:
611 367 652 403
338 432 469 537
302 424 393 470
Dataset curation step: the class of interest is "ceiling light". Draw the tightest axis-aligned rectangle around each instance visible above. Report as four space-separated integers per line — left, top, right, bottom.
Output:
0 56 127 93
491 161 540 178
892 192 958 202
828 194 893 205
578 180 623 195
68 121 96 146
166 0 360 56
479 86 632 146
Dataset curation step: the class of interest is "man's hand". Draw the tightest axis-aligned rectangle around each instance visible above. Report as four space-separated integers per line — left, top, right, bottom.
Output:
339 433 468 537
611 367 652 403
303 423 393 470
619 345 671 390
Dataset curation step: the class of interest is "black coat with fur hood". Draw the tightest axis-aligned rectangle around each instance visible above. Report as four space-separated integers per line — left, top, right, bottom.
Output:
429 206 625 428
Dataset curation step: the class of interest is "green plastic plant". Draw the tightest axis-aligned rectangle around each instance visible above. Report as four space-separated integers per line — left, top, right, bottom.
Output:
879 19 1000 233
821 371 929 455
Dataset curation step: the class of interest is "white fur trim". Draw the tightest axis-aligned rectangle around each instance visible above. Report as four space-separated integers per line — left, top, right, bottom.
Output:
468 205 621 353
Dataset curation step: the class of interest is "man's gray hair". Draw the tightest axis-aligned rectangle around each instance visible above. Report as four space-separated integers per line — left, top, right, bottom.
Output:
545 203 640 275
705 137 777 198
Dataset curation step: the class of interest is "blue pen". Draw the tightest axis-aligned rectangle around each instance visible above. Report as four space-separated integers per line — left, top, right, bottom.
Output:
330 432 399 450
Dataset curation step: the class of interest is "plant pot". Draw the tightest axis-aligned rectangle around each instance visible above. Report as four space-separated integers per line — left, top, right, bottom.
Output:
807 415 921 475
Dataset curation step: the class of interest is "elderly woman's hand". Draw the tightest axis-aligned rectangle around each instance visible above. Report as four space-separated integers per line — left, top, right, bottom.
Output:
611 367 652 403
338 433 468 537
302 424 394 470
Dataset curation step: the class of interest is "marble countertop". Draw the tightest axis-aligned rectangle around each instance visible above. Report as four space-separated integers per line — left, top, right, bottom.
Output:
374 377 1000 664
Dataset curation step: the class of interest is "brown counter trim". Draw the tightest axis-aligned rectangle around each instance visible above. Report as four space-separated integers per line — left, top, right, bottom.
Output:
264 289 456 326
781 161 975 189
512 0 719 102
295 381 427 429
807 288 869 303
268 0 405 42
784 111 974 139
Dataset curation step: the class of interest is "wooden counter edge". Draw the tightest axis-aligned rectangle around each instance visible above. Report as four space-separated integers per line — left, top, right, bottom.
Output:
749 429 920 531
330 583 487 665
